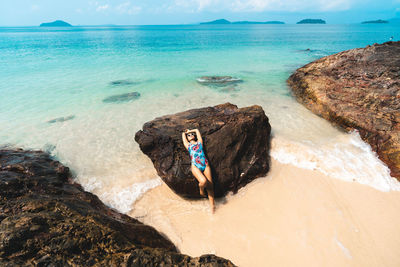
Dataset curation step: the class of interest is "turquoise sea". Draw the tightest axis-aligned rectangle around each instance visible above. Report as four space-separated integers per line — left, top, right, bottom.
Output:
1 24 400 212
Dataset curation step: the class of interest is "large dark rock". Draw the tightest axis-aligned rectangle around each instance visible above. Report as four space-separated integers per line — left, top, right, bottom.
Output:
134 103 271 198
287 41 400 179
0 148 235 266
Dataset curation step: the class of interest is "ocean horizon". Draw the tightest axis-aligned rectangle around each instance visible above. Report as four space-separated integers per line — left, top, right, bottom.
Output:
0 22 398 27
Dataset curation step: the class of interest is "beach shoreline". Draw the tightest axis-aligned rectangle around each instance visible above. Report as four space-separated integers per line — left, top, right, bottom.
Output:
130 159 400 267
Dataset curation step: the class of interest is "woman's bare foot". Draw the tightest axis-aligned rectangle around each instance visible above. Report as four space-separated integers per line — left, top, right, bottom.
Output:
211 204 216 214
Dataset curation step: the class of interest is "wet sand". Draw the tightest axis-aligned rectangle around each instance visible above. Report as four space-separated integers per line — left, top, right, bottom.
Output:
130 159 400 267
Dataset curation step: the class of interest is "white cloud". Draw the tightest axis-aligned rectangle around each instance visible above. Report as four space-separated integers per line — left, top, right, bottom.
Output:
316 0 351 12
96 4 110 12
172 0 353 12
31 4 39 11
116 1 142 15
197 0 213 11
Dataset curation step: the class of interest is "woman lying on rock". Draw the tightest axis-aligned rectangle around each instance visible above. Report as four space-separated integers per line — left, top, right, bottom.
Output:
182 128 215 213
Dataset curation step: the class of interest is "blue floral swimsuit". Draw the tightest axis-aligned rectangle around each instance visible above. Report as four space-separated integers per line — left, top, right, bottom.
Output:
188 141 208 172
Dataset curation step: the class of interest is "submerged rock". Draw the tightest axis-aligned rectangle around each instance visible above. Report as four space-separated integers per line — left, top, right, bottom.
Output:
0 148 235 266
239 70 256 74
287 41 400 179
109 79 140 86
196 76 243 87
102 92 140 103
47 115 75 124
135 103 271 198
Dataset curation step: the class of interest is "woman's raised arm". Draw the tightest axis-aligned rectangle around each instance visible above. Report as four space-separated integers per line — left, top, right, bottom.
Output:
194 129 203 144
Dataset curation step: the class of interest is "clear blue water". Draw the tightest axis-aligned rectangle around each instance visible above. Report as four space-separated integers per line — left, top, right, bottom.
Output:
1 24 397 121
1 24 399 211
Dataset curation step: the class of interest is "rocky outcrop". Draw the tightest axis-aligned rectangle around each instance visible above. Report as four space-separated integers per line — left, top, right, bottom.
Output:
135 103 271 198
287 41 400 179
0 148 235 266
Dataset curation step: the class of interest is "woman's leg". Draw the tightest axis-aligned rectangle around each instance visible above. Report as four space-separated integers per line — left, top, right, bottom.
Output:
203 165 215 213
191 165 208 196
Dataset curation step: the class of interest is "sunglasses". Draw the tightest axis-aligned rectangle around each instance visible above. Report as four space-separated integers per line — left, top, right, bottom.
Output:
186 133 195 137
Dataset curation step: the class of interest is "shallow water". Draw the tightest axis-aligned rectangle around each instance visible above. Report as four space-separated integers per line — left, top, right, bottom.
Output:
1 24 399 212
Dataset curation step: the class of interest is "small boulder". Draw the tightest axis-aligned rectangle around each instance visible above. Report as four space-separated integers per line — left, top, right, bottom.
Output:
135 103 271 198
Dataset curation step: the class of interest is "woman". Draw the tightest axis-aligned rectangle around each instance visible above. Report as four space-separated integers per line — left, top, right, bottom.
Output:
182 128 215 213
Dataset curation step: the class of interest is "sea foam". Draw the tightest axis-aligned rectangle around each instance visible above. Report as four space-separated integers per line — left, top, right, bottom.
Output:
100 178 162 213
79 175 162 213
271 131 400 192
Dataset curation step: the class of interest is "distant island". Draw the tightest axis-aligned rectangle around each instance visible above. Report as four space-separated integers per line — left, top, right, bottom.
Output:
201 19 231 24
200 19 285 25
40 20 72 27
297 19 326 24
361 19 388 24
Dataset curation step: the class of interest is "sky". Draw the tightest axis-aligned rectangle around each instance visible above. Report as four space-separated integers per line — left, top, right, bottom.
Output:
0 0 399 26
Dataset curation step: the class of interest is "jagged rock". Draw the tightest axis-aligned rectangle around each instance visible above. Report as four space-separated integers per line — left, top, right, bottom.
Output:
0 148 235 266
287 41 400 179
135 103 271 198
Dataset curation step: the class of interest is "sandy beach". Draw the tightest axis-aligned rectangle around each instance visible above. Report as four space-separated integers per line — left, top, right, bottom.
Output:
130 159 400 267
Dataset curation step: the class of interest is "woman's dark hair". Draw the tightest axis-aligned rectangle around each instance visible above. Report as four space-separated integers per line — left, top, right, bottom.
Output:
186 132 197 141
